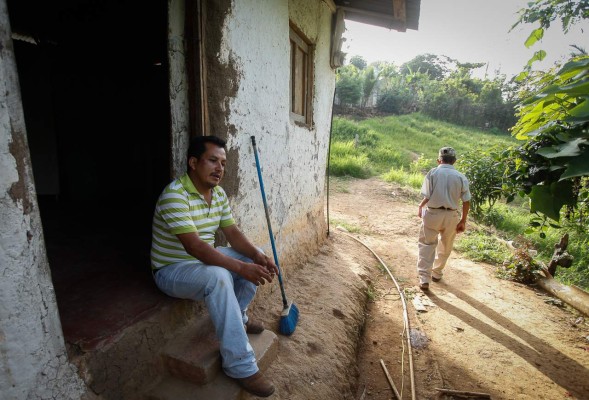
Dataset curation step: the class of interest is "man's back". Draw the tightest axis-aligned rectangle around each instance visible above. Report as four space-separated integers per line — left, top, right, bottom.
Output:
422 164 470 210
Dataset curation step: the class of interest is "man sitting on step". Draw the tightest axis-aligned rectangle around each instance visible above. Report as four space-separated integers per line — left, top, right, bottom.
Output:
150 135 279 397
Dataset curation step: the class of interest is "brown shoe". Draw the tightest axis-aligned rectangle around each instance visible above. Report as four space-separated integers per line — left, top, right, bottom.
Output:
432 276 441 282
420 282 429 291
236 371 275 397
245 320 265 334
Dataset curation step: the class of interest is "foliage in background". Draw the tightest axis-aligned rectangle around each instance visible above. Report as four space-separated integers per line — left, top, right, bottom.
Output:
376 72 421 114
335 64 363 107
399 53 449 80
349 55 368 70
418 68 517 131
456 147 506 215
335 54 517 131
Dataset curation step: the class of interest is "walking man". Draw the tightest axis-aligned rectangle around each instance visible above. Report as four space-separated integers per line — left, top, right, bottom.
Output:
151 135 279 397
417 147 471 291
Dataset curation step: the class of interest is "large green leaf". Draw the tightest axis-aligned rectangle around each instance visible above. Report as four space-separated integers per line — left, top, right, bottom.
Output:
559 79 589 96
560 151 589 180
529 181 576 221
567 97 589 118
557 57 589 77
536 138 588 158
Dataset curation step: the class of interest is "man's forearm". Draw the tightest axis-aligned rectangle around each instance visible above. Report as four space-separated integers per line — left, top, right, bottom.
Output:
417 197 429 217
461 201 470 222
178 232 244 274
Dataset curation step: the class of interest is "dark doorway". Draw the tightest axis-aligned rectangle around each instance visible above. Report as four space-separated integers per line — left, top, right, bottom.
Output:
8 0 171 351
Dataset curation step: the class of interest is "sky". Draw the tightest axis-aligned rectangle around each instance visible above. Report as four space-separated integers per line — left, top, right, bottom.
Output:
342 0 589 79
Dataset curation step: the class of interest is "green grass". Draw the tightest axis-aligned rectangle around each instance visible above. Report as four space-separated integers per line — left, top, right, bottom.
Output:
485 202 589 289
328 112 589 290
358 113 514 172
382 167 423 189
330 113 514 177
329 218 362 234
329 141 372 178
454 230 512 265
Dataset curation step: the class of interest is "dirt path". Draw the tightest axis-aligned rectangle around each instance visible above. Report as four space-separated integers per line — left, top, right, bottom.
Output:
249 177 589 400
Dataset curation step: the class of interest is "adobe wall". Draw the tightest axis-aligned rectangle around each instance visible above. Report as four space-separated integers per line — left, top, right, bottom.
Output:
204 0 334 273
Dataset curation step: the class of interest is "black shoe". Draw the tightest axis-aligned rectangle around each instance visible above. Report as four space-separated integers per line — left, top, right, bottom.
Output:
432 276 441 282
419 282 429 291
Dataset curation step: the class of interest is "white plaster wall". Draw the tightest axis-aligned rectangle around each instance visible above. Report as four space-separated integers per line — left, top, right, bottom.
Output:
168 0 191 178
0 2 88 398
218 0 335 262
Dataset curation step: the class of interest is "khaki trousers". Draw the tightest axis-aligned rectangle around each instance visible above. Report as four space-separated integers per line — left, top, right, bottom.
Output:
417 208 461 284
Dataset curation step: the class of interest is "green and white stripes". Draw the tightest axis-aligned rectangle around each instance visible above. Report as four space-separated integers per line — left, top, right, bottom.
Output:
150 174 235 270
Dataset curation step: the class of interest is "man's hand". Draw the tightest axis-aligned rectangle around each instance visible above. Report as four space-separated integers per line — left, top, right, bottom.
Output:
456 220 466 233
252 251 279 276
239 261 275 286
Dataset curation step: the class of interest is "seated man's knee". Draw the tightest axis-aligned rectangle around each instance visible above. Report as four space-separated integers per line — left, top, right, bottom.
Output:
203 266 233 291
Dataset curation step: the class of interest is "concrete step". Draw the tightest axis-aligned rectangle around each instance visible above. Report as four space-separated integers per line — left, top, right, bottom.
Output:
147 328 279 400
162 318 221 385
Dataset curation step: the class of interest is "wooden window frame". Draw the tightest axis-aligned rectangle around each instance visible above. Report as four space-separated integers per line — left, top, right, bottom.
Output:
289 24 314 126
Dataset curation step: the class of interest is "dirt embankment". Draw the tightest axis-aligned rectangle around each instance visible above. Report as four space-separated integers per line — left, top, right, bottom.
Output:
249 177 589 400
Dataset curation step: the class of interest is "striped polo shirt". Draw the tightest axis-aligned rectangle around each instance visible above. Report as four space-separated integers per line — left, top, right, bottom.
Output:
150 173 235 270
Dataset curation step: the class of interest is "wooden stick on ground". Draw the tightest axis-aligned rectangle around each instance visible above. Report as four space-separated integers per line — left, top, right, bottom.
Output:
380 359 402 400
435 387 491 398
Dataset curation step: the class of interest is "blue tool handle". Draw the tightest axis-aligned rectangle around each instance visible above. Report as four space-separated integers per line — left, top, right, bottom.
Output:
251 136 289 308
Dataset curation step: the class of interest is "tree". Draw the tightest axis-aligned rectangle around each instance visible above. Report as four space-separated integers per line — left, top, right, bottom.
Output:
512 0 589 79
349 55 367 70
361 66 377 108
400 54 449 80
513 0 589 33
336 65 362 107
501 0 589 227
505 56 589 223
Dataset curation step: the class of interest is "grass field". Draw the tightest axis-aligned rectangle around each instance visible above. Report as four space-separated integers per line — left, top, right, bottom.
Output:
329 113 589 290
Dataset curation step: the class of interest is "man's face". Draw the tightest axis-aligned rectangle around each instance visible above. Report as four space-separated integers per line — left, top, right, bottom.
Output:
189 143 226 190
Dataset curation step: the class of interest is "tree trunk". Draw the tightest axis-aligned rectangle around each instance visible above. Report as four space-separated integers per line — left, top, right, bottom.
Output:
537 278 589 317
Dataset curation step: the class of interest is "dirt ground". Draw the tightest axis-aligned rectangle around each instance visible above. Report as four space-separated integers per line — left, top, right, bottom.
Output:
248 177 589 400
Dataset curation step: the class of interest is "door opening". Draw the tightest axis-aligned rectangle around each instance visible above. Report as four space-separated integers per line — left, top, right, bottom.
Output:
8 0 171 351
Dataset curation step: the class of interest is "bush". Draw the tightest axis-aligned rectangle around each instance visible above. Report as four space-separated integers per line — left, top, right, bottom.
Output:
456 146 504 215
377 89 416 114
409 154 435 174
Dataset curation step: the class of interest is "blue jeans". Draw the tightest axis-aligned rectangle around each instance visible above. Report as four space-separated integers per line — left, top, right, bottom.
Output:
154 247 258 378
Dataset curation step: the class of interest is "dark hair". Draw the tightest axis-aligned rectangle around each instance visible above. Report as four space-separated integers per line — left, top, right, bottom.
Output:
186 135 226 172
440 155 456 164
